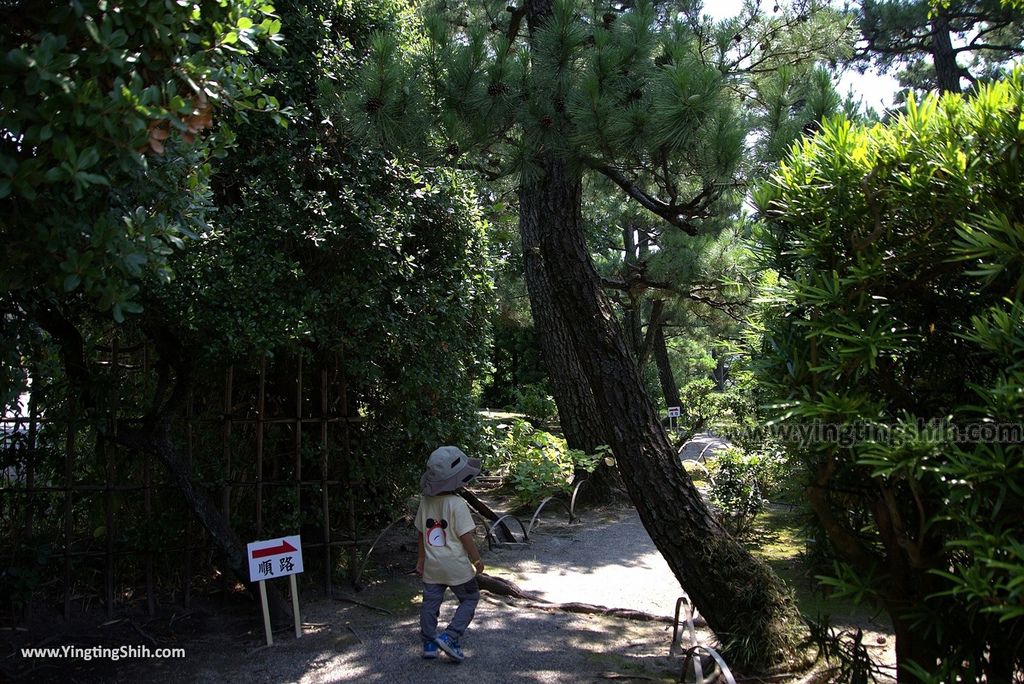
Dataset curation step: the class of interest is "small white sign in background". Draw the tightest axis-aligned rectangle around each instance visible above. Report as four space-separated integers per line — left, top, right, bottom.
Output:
667 406 681 418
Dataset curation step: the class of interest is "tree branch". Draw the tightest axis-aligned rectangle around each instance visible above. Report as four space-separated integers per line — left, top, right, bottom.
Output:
31 300 96 411
600 273 744 323
506 5 527 45
454 161 505 181
584 158 713 234
806 454 880 574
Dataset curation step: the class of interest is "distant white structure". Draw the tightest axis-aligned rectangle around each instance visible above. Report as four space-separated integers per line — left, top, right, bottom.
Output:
1 387 34 485
678 433 730 464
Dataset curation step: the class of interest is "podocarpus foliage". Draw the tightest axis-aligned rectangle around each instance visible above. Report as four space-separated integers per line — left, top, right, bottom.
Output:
340 0 852 671
753 73 1024 681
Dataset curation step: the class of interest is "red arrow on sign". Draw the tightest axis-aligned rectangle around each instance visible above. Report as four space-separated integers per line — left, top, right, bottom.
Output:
251 540 297 559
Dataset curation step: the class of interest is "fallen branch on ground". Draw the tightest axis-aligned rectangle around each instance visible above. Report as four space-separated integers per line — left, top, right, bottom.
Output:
331 593 394 616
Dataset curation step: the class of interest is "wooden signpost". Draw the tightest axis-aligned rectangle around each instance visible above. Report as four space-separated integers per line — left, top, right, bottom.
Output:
246 534 304 646
667 406 681 431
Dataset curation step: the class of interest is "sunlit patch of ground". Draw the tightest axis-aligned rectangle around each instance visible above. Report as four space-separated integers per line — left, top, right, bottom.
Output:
746 506 897 682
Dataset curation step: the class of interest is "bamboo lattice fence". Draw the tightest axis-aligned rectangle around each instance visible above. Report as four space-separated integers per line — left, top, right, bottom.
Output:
1 344 365 624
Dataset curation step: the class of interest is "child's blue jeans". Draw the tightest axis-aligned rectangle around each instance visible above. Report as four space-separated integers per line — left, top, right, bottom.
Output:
420 578 480 642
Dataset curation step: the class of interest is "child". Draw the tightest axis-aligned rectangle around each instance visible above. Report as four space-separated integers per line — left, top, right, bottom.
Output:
415 446 485 662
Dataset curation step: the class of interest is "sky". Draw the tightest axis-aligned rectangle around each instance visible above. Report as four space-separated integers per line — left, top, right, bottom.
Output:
701 0 902 111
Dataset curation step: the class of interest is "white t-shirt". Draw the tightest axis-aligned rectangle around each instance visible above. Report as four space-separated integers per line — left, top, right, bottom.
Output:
415 494 476 586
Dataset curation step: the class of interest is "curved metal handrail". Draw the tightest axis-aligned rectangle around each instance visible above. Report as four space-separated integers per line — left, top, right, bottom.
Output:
670 595 699 656
678 644 736 684
569 478 587 520
697 441 717 464
351 513 412 587
486 514 529 550
670 594 736 684
527 496 577 535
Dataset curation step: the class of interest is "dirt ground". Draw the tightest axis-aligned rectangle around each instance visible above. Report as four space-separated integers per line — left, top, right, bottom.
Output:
2 502 897 683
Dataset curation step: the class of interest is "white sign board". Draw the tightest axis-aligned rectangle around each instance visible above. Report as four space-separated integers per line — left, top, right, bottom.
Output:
247 535 304 582
667 406 681 418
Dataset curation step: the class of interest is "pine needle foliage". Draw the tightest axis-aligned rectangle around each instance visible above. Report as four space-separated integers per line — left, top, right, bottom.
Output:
333 0 853 205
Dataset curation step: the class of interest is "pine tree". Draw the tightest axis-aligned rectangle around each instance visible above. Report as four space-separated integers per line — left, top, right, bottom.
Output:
855 0 1024 94
589 63 843 415
337 0 851 668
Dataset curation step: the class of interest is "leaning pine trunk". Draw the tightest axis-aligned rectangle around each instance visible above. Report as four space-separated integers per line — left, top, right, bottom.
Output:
930 14 962 94
521 204 618 499
520 154 802 670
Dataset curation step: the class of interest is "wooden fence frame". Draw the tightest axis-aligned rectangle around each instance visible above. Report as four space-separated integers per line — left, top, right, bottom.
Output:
1 350 362 623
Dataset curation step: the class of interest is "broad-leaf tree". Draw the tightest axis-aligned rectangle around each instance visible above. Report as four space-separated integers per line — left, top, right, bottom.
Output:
0 0 282 327
0 0 285 616
158 0 494 514
0 0 492 619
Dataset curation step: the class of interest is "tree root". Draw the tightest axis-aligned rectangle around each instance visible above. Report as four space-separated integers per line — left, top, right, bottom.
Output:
476 572 539 600
477 573 700 626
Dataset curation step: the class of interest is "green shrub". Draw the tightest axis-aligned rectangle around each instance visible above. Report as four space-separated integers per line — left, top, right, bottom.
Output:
479 418 602 506
513 383 558 427
710 447 786 536
753 73 1024 679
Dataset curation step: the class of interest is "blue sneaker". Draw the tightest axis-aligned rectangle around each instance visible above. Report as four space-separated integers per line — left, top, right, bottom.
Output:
434 633 465 662
422 640 439 659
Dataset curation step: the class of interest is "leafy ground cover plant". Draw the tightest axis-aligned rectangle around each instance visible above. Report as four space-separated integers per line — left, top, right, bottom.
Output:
480 418 603 506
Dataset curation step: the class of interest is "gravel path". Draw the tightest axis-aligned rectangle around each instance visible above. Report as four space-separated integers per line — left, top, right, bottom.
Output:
107 505 694 683
28 485 896 682
158 599 680 683
487 506 687 618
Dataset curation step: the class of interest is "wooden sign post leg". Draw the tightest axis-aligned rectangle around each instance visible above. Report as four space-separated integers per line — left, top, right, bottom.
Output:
259 579 273 646
290 574 302 639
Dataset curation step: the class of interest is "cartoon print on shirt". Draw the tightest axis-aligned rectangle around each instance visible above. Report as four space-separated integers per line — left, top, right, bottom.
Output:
425 518 448 547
